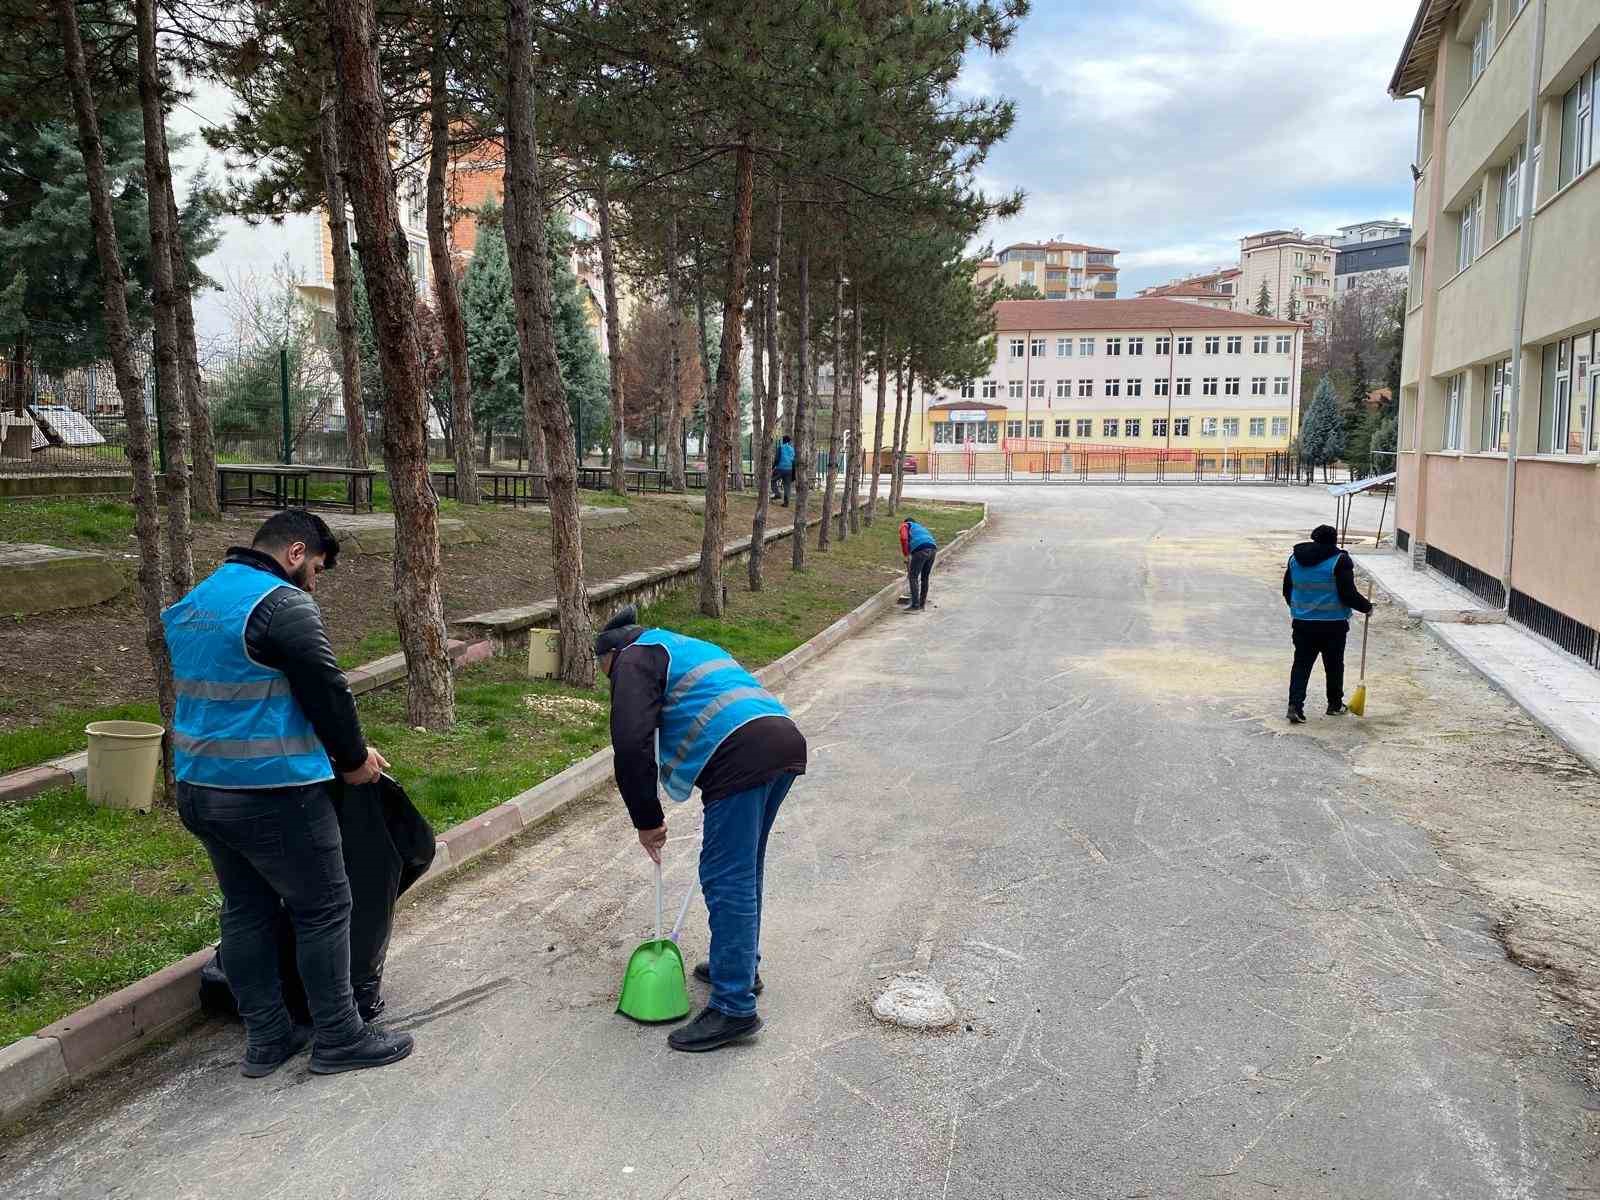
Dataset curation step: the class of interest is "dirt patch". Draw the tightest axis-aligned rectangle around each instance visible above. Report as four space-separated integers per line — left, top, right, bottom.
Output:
0 493 794 732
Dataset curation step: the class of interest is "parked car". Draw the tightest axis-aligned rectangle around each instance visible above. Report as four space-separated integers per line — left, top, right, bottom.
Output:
877 450 917 473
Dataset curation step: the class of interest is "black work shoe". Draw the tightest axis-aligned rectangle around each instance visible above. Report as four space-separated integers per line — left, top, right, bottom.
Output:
693 961 763 995
309 1024 415 1075
1286 704 1307 724
241 1024 312 1078
1327 703 1349 716
667 1005 762 1053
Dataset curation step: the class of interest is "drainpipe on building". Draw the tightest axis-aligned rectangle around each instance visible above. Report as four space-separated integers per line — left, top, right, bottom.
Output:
1500 0 1548 609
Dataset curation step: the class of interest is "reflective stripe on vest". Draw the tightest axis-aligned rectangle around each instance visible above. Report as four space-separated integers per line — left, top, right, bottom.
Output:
1288 554 1352 621
160 562 334 788
632 628 790 802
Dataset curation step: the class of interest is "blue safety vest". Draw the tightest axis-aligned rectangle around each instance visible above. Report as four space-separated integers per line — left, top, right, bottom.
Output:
160 562 334 788
776 442 796 471
1287 554 1352 621
904 520 937 552
632 628 789 802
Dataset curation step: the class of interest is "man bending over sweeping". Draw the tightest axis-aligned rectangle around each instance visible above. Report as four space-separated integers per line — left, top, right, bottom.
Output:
596 606 808 1052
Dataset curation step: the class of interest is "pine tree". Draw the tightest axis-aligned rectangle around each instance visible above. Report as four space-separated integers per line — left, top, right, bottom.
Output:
1301 375 1345 472
459 202 523 459
1254 280 1272 316
546 215 611 460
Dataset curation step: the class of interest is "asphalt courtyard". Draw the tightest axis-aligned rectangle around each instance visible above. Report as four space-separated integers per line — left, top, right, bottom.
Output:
3 484 1596 1199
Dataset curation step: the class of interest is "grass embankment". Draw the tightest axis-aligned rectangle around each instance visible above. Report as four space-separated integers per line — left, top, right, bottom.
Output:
0 500 980 1047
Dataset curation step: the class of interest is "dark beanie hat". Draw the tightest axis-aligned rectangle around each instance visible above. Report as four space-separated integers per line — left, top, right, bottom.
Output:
593 605 643 657
1311 524 1338 546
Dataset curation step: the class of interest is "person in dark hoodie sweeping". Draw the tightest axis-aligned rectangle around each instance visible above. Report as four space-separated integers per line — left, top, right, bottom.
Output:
1283 524 1373 723
595 606 807 1052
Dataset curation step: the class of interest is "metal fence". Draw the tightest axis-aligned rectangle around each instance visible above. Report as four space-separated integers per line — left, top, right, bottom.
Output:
910 447 1319 484
0 352 159 476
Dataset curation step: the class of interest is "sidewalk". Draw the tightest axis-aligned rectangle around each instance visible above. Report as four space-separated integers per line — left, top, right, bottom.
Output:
1355 549 1600 775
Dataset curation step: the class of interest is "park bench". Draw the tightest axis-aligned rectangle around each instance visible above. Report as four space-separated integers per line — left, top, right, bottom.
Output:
217 464 379 514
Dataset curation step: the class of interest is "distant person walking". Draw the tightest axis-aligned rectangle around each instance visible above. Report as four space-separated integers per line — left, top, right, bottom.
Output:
1283 523 1373 723
161 510 413 1079
900 517 938 612
772 435 796 507
595 607 807 1053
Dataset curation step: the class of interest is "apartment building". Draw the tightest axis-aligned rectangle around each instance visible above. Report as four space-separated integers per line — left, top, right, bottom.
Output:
1235 229 1335 328
1137 267 1242 310
1332 219 1413 294
977 241 1120 299
887 299 1302 455
1391 0 1600 666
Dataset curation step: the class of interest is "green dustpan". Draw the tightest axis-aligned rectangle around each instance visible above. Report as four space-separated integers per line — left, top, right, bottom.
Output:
617 860 693 1023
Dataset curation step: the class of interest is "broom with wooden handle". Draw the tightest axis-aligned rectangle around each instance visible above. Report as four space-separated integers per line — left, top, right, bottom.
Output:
1349 588 1373 717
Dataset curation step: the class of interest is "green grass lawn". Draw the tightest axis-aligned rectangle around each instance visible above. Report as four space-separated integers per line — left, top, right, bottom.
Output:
0 701 163 774
0 498 134 548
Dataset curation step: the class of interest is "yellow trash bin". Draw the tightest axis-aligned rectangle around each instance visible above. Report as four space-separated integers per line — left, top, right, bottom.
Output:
84 720 165 813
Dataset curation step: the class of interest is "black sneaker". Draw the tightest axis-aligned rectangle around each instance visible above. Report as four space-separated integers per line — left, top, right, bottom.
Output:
693 961 763 995
1327 703 1349 716
1286 704 1307 725
309 1024 415 1075
241 1024 312 1078
667 1005 762 1053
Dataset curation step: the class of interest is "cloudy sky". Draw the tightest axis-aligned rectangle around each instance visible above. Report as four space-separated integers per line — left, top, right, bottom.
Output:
961 0 1421 293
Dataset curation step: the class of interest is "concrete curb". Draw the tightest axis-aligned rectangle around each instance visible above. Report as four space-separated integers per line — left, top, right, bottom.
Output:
0 500 989 1124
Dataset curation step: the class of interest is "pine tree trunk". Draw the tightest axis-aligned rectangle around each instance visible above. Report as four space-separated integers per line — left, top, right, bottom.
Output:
504 0 594 686
865 317 887 525
887 361 904 516
893 367 915 512
166 183 217 520
791 242 813 571
329 0 455 728
428 9 480 504
318 80 368 475
817 266 843 551
747 273 766 582
696 142 755 617
59 0 177 797
501 158 548 478
664 214 687 491
597 169 626 494
136 0 193 597
845 287 863 536
749 188 782 593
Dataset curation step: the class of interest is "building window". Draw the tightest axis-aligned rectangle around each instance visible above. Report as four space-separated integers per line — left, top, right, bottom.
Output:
1251 377 1267 395
979 422 1000 444
1541 332 1596 454
1469 7 1494 87
1497 142 1533 239
1029 379 1046 399
1273 376 1290 396
1128 337 1145 356
1443 373 1465 449
1204 335 1221 354
1056 379 1070 399
1010 337 1025 359
1006 420 1023 439
1275 334 1292 354
1009 380 1024 400
1250 416 1266 437
1202 377 1219 396
1174 417 1190 437
1226 336 1242 354
1253 335 1270 353
933 422 953 444
409 240 429 293
1155 336 1171 355
1201 417 1218 437
1224 377 1241 396
1122 418 1139 438
1560 59 1597 189
1054 419 1070 438
960 381 976 399
1078 379 1094 398
1176 377 1192 396
1057 337 1073 356
1154 377 1170 397
1031 337 1046 358
1106 337 1122 356
1456 190 1481 273
1103 419 1119 437
1127 378 1143 397
1152 418 1168 437
1076 418 1092 437
1176 336 1193 355
1105 378 1121 397
1481 360 1506 451
1272 416 1289 438
1027 419 1044 439
1222 417 1240 438
1079 337 1095 356
982 379 999 399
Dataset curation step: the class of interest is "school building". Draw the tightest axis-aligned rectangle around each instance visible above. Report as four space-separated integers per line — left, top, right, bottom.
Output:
901 299 1304 459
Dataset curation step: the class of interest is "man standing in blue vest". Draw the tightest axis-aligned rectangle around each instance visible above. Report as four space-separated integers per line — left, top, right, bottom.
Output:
773 434 796 506
162 509 414 1078
596 606 807 1052
1283 524 1373 724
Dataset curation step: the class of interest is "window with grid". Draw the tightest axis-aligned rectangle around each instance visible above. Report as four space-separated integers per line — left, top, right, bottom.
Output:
1078 379 1093 398
1031 338 1046 358
1222 417 1239 438
1226 336 1242 354
1030 379 1046 399
1010 338 1025 358
1202 378 1219 396
1204 336 1221 354
960 381 976 399
1177 336 1193 355
1128 337 1144 356
1251 377 1267 395
1224 377 1240 396
1273 377 1290 395
1057 337 1073 357
1103 419 1119 437
1009 380 1024 399
1275 335 1291 354
1560 60 1596 189
1155 336 1171 355
1154 377 1170 397
1005 420 1022 438
1456 191 1481 273
1056 379 1070 399
982 379 999 398
1250 417 1266 437
1174 417 1190 436
1540 333 1597 454
1201 417 1218 436
1125 418 1141 437
1443 373 1464 449
1106 337 1122 356
1498 143 1531 239
1105 378 1121 397
1152 418 1168 437
1079 337 1095 355
1076 418 1092 437
1176 378 1192 396
1128 378 1143 397
1253 335 1269 353
1469 7 1494 86
1027 419 1044 439
1054 419 1070 438
1272 417 1288 437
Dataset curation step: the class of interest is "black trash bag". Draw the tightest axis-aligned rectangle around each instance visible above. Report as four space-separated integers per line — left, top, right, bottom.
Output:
198 774 436 1022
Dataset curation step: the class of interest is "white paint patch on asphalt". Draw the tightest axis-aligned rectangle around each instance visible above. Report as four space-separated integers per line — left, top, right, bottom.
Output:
872 973 957 1029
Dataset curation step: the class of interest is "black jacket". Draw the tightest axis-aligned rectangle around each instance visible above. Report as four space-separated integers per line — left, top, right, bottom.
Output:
226 547 369 773
1282 542 1373 617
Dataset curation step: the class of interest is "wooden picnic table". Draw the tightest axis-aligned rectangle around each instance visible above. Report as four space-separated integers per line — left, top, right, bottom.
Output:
217 464 379 514
430 468 549 506
578 465 669 494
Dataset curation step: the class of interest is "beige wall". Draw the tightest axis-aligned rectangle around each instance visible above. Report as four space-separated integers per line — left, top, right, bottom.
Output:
1442 2 1533 208
1524 170 1600 344
1513 460 1600 629
1420 453 1508 569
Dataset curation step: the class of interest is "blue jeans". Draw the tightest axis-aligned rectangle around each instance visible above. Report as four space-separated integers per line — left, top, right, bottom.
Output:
178 782 364 1052
699 773 797 1017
